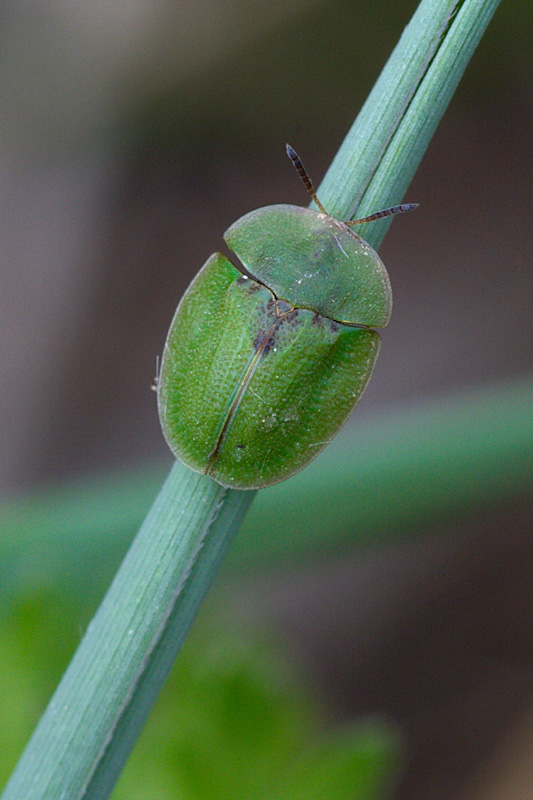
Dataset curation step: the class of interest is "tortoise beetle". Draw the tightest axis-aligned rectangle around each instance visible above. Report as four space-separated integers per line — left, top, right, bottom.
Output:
157 146 416 489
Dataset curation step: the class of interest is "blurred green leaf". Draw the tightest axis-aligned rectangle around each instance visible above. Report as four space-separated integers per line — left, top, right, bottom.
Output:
0 585 401 800
272 722 400 800
1 378 531 604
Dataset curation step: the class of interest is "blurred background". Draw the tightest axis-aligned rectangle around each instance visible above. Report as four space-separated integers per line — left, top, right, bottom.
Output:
1 0 532 798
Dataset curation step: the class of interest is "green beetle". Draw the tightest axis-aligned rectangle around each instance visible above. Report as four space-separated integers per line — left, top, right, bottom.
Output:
157 146 416 490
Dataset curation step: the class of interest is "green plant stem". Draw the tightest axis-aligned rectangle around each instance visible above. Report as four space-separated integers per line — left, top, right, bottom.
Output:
319 0 502 248
1 0 501 798
3 466 254 799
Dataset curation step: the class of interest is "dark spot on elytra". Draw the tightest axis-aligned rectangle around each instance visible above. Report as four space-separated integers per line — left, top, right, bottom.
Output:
253 331 277 354
236 443 246 449
309 312 339 333
251 297 279 353
236 275 261 294
262 334 277 355
286 314 301 330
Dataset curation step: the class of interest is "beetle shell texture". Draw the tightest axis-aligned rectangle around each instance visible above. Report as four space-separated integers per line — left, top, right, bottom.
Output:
157 204 391 490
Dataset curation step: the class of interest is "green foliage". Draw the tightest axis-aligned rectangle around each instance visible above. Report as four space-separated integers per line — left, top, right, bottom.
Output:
0 589 400 800
113 624 321 800
271 723 399 800
0 591 83 784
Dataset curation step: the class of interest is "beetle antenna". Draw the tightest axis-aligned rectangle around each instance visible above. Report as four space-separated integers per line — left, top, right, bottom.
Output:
346 203 419 225
286 144 328 215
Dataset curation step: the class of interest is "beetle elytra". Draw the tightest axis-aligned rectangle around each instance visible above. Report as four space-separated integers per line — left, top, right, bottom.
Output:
157 146 417 489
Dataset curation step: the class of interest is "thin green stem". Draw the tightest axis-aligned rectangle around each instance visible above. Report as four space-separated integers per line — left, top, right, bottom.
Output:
3 464 254 799
318 0 501 248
